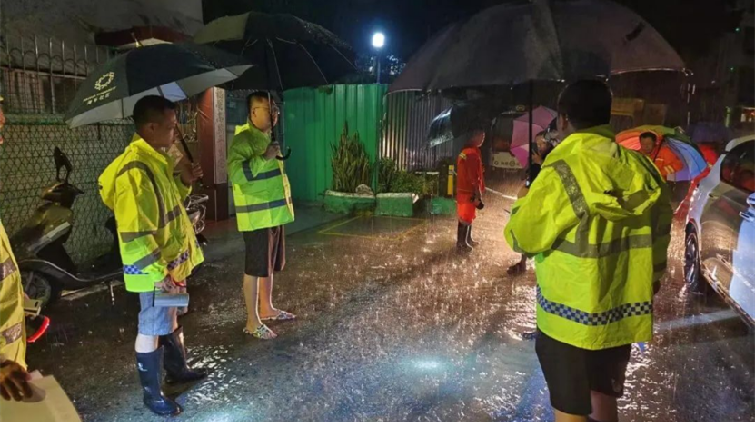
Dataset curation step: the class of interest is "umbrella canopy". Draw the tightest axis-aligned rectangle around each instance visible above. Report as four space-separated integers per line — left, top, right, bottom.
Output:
194 12 357 91
389 0 684 93
512 106 558 148
65 43 252 127
427 108 454 147
509 106 557 168
617 126 708 182
427 102 495 147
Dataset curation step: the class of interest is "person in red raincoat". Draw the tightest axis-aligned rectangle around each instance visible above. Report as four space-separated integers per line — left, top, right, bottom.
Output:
639 132 684 180
455 127 486 252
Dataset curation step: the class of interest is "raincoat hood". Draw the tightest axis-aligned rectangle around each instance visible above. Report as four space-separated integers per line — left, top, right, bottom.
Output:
99 135 168 211
545 125 663 222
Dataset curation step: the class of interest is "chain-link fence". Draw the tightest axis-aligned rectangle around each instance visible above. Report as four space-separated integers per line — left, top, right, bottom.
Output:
0 115 132 261
0 34 133 262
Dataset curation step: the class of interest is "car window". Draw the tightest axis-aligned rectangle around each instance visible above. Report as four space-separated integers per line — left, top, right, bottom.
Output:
721 141 755 194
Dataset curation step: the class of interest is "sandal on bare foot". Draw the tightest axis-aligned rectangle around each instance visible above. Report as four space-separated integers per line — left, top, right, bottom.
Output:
243 324 277 340
261 310 296 322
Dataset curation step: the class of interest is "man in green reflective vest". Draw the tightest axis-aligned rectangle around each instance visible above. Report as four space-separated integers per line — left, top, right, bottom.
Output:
99 96 206 416
504 80 672 422
228 92 295 340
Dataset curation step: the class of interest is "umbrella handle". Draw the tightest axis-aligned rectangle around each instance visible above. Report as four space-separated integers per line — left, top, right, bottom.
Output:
175 124 206 189
276 146 292 161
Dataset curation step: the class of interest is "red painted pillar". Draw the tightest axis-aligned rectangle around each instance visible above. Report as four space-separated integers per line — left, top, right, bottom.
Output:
197 88 229 221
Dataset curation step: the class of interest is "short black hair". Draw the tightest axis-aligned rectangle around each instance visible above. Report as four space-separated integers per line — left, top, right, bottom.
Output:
639 132 658 143
247 91 272 116
557 80 612 130
133 95 175 128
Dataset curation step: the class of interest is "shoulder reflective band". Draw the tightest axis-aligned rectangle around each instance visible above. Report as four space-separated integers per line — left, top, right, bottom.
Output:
549 159 671 258
117 163 185 243
538 286 651 326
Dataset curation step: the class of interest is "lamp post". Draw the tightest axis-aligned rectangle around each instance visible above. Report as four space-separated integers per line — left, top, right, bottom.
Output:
372 32 385 84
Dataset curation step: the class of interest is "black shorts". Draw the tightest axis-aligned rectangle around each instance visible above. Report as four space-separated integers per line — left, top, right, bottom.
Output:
243 226 285 277
535 330 631 416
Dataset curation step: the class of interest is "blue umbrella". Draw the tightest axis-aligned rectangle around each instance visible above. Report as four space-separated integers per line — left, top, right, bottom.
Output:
661 136 709 182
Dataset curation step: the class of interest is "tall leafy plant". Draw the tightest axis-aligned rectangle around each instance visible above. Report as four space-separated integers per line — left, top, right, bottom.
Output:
331 122 372 193
377 157 397 193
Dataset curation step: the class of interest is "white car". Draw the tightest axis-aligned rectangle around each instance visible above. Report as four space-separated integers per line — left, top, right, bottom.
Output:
685 135 755 325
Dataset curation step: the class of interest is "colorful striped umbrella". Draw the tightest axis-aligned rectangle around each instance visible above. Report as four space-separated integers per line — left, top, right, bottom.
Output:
616 125 708 182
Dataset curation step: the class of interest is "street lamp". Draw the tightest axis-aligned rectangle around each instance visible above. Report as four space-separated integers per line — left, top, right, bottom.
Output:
372 32 385 84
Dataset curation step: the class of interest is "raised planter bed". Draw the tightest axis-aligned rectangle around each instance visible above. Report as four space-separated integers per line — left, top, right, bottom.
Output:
429 196 456 215
324 190 376 214
375 193 419 217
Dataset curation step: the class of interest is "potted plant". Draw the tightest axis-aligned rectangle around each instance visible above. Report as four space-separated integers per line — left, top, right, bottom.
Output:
324 122 375 214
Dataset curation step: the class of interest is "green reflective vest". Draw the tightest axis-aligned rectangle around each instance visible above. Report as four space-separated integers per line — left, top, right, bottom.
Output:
0 217 25 367
504 125 672 350
228 122 294 232
99 135 204 293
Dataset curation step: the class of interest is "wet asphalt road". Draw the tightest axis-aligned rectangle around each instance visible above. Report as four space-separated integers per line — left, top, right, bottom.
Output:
26 179 755 422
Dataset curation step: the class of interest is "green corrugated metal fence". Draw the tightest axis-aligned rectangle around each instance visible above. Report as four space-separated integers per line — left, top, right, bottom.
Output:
283 84 387 203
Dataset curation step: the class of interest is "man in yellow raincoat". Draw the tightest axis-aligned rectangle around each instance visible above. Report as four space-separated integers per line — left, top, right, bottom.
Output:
505 81 672 422
0 95 33 402
228 92 295 340
99 96 205 416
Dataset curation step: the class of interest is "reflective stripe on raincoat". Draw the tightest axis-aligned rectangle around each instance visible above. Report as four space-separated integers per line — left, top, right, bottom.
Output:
0 217 25 367
651 144 684 180
228 122 294 232
99 135 204 293
504 125 672 350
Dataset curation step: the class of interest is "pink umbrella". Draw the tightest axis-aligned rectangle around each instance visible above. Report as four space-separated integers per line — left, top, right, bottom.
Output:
510 144 531 168
509 106 557 168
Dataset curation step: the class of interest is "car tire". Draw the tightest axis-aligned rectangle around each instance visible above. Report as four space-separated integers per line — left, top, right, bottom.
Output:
21 271 62 308
684 231 708 294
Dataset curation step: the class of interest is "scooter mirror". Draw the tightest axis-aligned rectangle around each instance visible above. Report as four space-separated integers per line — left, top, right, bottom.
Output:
54 147 73 183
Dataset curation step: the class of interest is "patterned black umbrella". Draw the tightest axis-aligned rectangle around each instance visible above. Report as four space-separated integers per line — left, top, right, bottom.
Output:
194 12 357 91
65 43 252 127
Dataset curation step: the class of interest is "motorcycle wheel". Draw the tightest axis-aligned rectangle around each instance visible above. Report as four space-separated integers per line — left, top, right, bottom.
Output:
22 271 62 307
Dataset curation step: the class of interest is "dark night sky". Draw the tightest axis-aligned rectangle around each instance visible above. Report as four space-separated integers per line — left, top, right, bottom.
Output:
203 0 740 62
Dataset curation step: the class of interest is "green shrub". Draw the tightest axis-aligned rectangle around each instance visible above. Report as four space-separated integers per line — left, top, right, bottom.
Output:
390 171 425 194
331 122 372 193
377 157 397 193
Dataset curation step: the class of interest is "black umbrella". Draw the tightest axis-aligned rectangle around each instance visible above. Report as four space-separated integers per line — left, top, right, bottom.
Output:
193 12 357 92
65 43 252 128
390 0 685 180
390 0 685 92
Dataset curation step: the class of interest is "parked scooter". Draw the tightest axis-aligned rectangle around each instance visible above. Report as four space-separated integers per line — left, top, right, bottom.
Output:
10 147 208 308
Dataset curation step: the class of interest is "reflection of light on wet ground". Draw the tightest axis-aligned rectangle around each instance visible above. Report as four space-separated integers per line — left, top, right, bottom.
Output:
410 358 446 371
25 177 755 421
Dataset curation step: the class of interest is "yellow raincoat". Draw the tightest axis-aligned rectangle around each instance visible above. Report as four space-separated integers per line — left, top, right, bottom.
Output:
228 122 294 232
0 217 25 367
99 135 204 293
505 125 672 350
